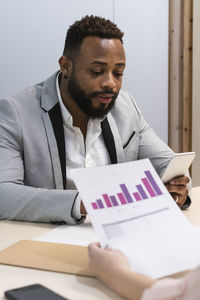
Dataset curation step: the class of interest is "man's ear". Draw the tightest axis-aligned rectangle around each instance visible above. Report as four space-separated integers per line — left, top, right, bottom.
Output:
58 56 72 78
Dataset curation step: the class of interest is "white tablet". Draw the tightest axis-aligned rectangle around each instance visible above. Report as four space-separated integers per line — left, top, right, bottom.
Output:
161 152 196 183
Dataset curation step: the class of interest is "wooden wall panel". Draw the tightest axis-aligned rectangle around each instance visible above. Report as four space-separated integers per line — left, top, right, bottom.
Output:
168 0 192 153
168 0 183 152
192 0 200 186
183 0 193 152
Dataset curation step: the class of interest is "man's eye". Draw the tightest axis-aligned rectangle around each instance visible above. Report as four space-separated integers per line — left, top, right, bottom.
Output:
91 70 103 76
115 72 124 77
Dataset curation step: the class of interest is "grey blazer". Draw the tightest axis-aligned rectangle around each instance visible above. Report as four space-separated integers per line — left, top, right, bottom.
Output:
0 73 174 224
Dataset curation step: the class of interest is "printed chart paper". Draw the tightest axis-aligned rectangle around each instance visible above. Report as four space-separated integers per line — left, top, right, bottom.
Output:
72 159 200 278
34 218 98 246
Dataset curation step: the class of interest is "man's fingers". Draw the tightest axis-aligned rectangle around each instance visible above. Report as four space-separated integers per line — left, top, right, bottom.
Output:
170 192 177 200
165 184 188 208
166 184 188 195
169 176 189 186
175 195 187 208
168 191 187 207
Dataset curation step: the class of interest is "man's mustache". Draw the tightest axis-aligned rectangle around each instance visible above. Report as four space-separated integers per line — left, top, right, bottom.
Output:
91 90 117 97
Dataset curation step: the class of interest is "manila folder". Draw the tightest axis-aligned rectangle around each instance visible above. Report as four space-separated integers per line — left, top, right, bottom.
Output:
0 240 93 277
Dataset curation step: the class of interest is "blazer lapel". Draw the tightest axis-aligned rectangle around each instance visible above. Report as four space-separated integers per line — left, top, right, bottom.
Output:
42 104 66 190
41 73 66 190
48 103 66 189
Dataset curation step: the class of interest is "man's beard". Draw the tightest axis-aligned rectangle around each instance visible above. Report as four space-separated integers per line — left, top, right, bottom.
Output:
68 71 118 118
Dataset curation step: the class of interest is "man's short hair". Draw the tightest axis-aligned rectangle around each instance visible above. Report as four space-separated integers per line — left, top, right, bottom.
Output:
63 15 124 60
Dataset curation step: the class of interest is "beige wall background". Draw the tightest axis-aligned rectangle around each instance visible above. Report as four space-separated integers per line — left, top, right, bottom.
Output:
168 0 192 153
192 0 200 186
168 0 200 186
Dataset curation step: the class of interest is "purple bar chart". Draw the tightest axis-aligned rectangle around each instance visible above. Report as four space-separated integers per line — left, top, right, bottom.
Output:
91 170 163 210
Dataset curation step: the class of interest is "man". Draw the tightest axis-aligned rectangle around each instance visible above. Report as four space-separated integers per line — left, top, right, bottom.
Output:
0 15 190 224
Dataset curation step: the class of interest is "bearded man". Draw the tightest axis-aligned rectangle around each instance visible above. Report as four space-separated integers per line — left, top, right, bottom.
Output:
0 15 190 224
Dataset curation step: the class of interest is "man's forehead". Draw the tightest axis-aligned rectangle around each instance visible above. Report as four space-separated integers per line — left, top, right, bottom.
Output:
79 36 126 63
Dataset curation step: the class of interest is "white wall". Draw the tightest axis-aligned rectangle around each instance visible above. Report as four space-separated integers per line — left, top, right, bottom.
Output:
0 0 168 142
115 0 169 143
0 0 113 96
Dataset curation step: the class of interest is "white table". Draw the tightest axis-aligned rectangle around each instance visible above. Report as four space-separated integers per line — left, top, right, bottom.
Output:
0 187 200 300
183 186 200 227
0 220 123 300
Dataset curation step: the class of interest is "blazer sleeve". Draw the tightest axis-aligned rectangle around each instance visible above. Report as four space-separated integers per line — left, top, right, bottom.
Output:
0 98 84 224
137 108 174 177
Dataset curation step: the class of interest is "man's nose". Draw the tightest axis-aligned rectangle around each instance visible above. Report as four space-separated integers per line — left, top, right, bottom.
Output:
101 73 116 90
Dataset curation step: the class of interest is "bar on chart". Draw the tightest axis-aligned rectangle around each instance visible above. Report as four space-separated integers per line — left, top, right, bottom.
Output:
110 196 119 206
133 192 141 201
142 178 156 197
117 193 127 205
120 184 133 203
145 170 163 195
97 199 104 208
103 194 112 208
136 184 148 199
90 170 163 210
91 202 98 209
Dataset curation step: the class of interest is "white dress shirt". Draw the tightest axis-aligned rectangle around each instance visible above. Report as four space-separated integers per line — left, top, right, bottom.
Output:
56 74 111 218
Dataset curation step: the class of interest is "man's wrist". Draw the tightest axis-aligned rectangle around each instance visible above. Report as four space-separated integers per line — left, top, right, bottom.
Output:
71 193 82 219
81 201 87 215
71 193 87 219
